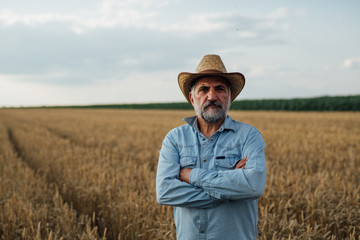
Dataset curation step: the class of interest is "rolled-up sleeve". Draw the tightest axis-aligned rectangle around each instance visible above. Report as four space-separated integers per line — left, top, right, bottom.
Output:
189 130 266 201
156 132 222 208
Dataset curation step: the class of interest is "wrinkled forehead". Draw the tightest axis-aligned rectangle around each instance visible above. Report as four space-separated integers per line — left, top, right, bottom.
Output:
191 76 230 90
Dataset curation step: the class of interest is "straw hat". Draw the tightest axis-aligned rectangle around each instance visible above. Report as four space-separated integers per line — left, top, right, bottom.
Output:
178 54 245 103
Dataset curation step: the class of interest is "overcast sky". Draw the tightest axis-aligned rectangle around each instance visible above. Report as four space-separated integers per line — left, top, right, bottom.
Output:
1 0 359 107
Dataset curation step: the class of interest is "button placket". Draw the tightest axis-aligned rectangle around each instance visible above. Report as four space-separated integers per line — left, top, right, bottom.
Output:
200 135 211 169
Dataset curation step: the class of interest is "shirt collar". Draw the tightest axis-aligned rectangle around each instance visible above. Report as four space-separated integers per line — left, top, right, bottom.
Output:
183 115 237 133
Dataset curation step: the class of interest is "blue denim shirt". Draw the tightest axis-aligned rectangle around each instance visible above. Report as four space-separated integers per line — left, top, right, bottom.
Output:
156 115 266 240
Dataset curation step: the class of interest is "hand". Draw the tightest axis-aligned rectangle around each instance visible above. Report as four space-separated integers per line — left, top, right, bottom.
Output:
234 156 248 169
179 168 192 184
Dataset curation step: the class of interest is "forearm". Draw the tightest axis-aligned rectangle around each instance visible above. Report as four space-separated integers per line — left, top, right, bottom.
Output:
189 167 266 201
156 176 222 208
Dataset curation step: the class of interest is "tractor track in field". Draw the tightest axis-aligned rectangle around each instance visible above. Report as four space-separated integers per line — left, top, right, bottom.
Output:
5 125 108 239
6 127 22 159
5 127 40 173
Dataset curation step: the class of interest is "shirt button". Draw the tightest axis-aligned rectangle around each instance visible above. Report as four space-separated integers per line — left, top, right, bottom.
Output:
200 230 204 233
210 138 214 141
202 138 205 141
203 159 207 162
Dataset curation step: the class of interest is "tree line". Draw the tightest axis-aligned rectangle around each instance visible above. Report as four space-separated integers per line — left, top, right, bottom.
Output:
15 95 360 111
230 95 360 111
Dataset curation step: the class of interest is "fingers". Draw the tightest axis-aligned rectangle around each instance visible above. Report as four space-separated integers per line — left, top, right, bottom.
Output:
235 161 246 169
234 156 248 169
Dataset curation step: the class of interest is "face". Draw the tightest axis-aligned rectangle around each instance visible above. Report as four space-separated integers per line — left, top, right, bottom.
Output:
189 76 231 123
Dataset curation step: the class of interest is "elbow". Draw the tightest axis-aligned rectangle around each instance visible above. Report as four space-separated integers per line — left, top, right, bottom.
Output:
156 176 165 205
156 190 175 206
247 170 266 199
252 186 264 199
156 180 172 206
240 185 264 201
156 196 163 205
156 185 165 205
156 191 167 205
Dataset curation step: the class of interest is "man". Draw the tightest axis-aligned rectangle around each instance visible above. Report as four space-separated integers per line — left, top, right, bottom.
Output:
156 54 266 240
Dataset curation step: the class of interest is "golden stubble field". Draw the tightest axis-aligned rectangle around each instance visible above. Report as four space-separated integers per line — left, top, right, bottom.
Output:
0 109 359 240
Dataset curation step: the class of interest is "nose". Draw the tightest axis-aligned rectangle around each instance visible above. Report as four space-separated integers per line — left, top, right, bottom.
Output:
207 88 217 101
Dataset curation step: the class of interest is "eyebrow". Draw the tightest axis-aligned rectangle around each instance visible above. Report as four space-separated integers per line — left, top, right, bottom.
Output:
198 84 226 89
199 85 209 90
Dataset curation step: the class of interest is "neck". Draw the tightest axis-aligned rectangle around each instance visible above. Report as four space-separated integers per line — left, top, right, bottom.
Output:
197 116 225 138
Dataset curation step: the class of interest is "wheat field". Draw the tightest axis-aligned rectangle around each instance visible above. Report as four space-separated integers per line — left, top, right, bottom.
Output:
0 109 359 239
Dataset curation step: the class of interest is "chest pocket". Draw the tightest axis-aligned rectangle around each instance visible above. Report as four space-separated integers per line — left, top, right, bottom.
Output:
179 157 197 169
215 157 239 171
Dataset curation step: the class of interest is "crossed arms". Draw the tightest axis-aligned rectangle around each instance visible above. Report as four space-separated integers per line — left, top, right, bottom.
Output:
156 130 266 209
178 157 248 183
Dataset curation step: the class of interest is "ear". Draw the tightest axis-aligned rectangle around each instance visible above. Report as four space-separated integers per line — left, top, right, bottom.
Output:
189 92 195 106
230 92 234 102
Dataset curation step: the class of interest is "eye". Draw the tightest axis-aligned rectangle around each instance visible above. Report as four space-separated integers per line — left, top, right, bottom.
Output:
215 85 226 91
198 86 209 92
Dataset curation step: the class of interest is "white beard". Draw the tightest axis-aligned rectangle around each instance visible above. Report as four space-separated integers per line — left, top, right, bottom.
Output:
193 96 231 123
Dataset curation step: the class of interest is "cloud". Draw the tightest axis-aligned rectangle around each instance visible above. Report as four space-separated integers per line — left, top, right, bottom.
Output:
0 5 302 81
266 7 306 20
0 4 305 38
158 8 299 35
0 0 164 33
247 65 278 78
99 0 169 10
0 9 76 26
341 57 360 70
156 12 230 33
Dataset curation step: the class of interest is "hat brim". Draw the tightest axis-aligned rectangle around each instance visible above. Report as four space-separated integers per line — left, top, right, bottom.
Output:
178 72 245 103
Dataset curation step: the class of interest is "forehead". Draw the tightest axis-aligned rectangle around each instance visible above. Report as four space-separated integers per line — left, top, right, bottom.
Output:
194 76 229 88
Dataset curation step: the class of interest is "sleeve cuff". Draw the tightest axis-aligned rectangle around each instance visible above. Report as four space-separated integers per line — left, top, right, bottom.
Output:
189 168 206 187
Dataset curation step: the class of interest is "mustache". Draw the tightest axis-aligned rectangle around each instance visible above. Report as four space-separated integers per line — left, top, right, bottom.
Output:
202 101 223 110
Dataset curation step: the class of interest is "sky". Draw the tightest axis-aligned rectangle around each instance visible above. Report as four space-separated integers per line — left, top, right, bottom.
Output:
0 0 359 107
